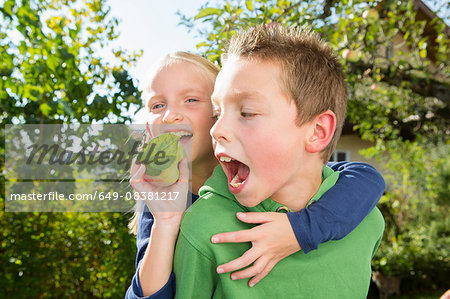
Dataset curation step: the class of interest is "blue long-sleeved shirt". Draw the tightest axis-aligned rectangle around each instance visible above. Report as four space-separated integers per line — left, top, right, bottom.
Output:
124 161 385 299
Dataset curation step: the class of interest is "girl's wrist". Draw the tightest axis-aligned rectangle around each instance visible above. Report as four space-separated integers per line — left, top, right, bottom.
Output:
152 215 183 233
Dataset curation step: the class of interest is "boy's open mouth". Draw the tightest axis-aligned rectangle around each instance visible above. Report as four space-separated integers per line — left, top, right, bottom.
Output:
218 155 250 193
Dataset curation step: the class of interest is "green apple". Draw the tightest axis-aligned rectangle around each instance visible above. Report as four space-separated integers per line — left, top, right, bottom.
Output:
141 133 185 187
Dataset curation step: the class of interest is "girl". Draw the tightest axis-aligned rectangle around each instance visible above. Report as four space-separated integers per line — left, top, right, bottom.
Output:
125 52 385 299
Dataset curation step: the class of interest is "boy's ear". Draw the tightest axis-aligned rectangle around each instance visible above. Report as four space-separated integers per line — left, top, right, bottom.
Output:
305 110 336 153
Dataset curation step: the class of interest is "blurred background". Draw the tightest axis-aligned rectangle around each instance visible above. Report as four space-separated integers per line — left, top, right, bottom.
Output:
1 0 448 298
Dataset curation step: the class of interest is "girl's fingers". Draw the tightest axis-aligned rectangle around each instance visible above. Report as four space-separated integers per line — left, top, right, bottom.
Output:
216 247 259 274
211 229 253 244
236 212 276 224
130 160 147 191
145 121 153 138
247 260 278 287
130 158 145 178
228 256 269 281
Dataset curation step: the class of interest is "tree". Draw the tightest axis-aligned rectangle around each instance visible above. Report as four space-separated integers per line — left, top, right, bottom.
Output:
1 0 140 297
0 0 141 124
179 0 449 141
178 0 449 294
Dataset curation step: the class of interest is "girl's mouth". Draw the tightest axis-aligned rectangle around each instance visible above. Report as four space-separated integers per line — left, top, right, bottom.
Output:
166 130 193 144
218 155 250 193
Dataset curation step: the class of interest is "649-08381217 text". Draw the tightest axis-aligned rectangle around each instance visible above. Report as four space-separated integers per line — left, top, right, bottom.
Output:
8 191 180 201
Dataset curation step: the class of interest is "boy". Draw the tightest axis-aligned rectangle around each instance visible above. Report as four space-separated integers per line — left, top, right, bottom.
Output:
173 25 384 298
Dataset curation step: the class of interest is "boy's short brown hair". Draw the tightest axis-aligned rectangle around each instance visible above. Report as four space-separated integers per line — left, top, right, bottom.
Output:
224 24 347 163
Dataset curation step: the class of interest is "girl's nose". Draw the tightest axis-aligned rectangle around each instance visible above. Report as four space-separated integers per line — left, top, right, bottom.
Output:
162 109 183 124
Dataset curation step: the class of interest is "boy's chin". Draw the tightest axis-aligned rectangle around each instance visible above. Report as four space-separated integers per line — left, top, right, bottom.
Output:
234 193 262 208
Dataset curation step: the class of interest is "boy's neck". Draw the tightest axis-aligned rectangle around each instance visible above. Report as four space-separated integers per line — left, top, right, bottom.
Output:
191 157 218 195
271 162 324 212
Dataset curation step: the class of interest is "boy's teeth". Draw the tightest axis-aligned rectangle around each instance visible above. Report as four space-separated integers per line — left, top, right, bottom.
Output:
230 173 242 188
220 156 232 162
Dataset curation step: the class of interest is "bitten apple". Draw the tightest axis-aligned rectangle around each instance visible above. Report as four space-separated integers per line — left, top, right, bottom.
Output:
142 133 185 187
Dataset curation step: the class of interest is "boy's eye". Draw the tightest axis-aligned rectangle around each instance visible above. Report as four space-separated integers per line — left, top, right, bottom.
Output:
211 109 220 122
241 112 257 118
186 98 198 103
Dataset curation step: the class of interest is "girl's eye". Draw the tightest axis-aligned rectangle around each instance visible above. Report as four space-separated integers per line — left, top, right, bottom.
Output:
150 103 165 111
186 98 198 103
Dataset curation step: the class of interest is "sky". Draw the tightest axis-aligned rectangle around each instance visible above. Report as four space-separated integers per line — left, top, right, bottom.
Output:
107 0 209 90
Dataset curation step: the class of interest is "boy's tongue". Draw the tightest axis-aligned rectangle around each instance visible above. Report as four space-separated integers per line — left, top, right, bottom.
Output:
230 161 249 187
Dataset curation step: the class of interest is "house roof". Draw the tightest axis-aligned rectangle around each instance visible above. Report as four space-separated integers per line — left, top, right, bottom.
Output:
413 0 449 37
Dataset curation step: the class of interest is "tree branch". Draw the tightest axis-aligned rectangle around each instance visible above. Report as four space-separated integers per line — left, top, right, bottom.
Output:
349 61 450 106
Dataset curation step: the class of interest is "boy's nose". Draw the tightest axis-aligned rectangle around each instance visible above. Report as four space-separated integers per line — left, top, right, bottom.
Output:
162 109 183 124
210 116 231 143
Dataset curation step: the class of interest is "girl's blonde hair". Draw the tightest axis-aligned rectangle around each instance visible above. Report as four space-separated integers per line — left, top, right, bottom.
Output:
128 51 220 235
141 51 220 108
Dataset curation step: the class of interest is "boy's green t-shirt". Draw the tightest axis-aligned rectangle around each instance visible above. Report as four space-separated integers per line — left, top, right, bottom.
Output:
174 166 384 299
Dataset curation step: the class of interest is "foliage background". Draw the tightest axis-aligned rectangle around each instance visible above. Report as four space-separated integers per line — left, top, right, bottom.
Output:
1 0 449 298
1 0 140 297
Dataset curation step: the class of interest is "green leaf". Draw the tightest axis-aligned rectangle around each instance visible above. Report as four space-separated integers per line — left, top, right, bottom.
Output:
69 28 77 39
225 2 231 13
40 103 52 116
3 0 14 16
246 0 254 11
194 7 221 20
47 56 58 71
419 49 427 58
418 37 427 49
196 41 208 49
207 53 220 62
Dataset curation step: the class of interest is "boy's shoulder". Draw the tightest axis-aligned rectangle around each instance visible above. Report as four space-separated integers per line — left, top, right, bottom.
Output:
181 190 248 236
367 206 385 233
356 206 384 247
179 186 254 262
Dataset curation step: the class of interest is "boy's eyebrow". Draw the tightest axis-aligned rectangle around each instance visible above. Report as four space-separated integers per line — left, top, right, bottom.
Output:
211 90 267 108
231 90 266 101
